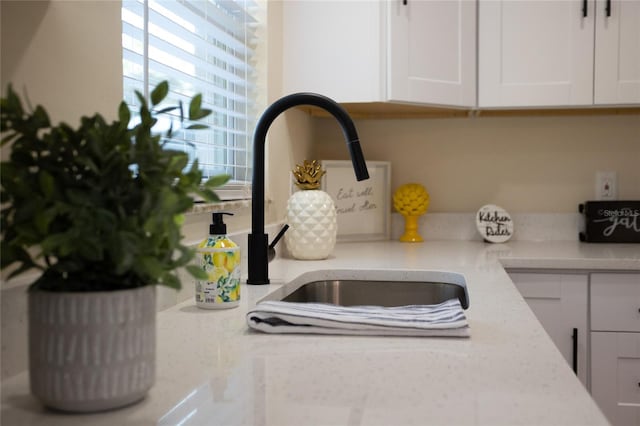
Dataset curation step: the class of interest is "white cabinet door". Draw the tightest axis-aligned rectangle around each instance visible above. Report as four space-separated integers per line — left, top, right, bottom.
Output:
282 1 384 103
387 0 476 107
283 0 476 107
591 332 640 426
594 0 640 104
479 0 595 107
509 272 589 387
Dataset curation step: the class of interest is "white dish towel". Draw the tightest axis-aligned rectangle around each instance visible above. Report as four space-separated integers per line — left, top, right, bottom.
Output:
246 298 470 337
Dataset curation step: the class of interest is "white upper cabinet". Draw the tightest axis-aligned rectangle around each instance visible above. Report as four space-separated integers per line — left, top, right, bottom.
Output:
282 0 476 108
387 0 476 107
282 1 384 104
594 0 640 105
479 0 640 108
479 0 595 108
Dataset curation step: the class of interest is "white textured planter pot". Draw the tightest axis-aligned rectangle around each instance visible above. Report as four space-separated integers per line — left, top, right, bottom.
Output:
285 189 337 260
28 286 156 412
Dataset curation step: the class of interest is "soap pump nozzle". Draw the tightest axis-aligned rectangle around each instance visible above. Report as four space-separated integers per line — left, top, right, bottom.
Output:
210 212 233 235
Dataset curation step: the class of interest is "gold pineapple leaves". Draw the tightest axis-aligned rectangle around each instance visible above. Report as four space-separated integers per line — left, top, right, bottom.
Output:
292 160 326 190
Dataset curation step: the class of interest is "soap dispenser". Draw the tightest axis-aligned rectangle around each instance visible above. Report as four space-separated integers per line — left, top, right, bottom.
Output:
195 212 241 309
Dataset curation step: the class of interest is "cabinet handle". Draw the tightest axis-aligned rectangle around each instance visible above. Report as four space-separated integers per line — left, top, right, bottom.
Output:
403 0 407 5
606 0 611 17
582 0 588 17
572 328 578 375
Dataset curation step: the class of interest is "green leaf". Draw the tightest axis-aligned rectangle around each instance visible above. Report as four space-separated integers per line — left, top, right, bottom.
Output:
40 233 73 256
134 90 147 108
33 207 57 235
138 256 164 277
161 272 181 289
188 94 202 119
4 84 23 117
204 174 231 188
174 213 185 226
38 171 55 198
109 231 138 274
194 187 220 203
156 106 179 114
185 124 208 130
188 108 211 121
150 81 169 106
118 101 131 126
173 245 195 266
7 262 40 280
1 132 19 146
167 154 188 174
186 264 208 280
32 105 50 129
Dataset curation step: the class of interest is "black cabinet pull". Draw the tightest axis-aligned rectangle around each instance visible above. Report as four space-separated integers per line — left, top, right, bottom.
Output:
403 0 407 5
606 0 612 17
582 0 588 17
572 328 578 375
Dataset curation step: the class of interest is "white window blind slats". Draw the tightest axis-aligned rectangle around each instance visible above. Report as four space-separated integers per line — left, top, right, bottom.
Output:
154 1 255 53
146 8 255 71
122 0 261 200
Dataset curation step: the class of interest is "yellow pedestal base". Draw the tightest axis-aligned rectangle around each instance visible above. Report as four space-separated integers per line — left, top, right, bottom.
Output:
399 215 423 242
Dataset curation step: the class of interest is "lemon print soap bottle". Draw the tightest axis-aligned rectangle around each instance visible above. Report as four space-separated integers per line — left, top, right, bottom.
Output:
196 212 241 309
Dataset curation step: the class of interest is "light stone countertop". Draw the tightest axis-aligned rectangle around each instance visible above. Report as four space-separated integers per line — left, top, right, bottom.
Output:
2 240 639 425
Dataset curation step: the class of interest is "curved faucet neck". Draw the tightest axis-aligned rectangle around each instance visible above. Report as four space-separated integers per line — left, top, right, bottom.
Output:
248 93 369 285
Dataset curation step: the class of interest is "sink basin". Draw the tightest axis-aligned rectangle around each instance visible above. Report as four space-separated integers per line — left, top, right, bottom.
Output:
280 280 469 309
266 270 469 309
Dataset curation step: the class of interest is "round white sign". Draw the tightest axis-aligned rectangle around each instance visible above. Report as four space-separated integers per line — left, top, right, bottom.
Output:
476 204 513 243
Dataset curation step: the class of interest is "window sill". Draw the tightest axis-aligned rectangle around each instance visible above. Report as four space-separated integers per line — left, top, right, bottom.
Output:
188 199 252 215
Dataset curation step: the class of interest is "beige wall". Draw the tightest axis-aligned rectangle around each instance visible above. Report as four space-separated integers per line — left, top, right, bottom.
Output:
264 1 314 225
312 114 640 213
0 0 123 125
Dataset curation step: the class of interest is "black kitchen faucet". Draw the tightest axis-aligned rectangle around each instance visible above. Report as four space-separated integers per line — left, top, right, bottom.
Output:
247 93 369 285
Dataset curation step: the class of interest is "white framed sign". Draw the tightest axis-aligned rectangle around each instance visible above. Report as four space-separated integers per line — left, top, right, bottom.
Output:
322 160 391 241
476 204 514 243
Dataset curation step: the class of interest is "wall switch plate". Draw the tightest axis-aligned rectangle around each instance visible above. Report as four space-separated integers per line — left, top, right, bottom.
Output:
595 171 617 200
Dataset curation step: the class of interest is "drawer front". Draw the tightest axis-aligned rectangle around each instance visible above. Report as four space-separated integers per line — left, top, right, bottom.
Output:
591 273 640 332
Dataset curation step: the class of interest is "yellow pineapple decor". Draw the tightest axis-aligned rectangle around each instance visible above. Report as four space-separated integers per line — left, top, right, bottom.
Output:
286 160 337 259
393 183 430 242
292 159 326 190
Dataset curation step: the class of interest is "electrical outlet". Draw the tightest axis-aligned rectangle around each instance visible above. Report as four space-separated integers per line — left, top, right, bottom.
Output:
595 171 617 200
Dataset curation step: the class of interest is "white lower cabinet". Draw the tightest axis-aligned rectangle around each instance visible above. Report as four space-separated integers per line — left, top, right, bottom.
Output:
508 272 589 388
591 332 640 426
591 273 640 426
509 270 640 425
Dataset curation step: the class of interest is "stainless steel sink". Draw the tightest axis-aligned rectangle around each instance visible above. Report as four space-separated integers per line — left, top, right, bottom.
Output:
278 279 469 309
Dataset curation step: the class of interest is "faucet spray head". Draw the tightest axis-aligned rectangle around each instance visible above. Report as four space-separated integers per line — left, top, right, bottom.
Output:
347 139 369 181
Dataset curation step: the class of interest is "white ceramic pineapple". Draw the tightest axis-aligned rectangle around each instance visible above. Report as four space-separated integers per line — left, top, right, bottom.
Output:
285 160 337 260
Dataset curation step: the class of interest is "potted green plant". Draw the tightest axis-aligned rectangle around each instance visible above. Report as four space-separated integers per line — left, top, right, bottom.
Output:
1 81 228 412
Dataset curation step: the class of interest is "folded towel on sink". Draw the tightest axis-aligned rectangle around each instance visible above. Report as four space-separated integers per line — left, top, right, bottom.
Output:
246 298 470 337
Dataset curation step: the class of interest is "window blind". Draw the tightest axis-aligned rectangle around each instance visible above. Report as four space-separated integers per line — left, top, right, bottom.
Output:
122 0 263 200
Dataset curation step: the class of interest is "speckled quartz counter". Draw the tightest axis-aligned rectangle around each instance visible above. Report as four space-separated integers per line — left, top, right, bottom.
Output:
2 240 639 425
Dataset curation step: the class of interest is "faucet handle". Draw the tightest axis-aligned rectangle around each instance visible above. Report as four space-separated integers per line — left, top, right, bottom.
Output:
268 224 290 262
